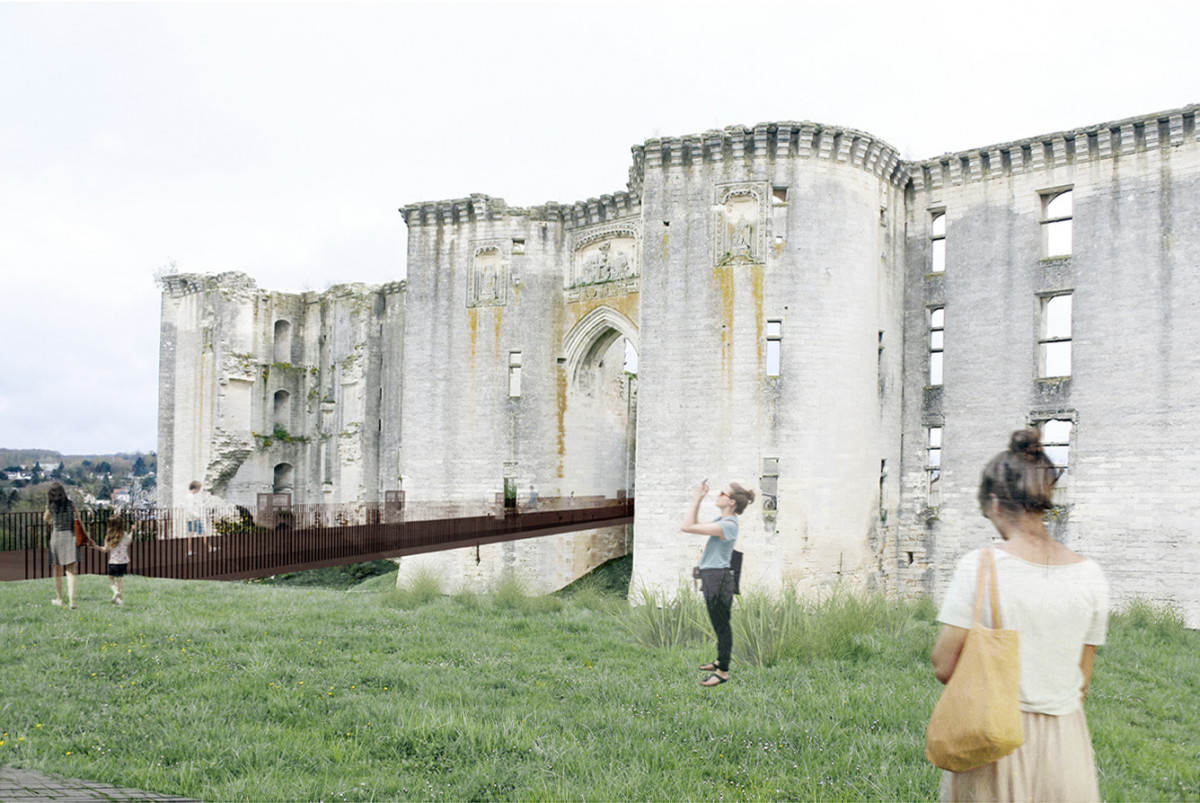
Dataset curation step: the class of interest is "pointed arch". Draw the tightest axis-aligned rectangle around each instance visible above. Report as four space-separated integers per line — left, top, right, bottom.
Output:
561 307 639 385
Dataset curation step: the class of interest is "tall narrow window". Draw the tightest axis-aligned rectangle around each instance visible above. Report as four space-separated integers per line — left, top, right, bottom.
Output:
760 457 779 512
926 426 942 507
765 319 782 377
1042 189 1073 257
929 307 944 386
508 351 522 397
272 389 291 429
273 320 291 363
772 187 788 243
930 211 946 273
1039 418 1073 503
1039 293 1073 377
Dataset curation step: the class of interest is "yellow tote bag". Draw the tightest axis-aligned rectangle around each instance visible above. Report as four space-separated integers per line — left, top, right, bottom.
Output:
925 548 1024 772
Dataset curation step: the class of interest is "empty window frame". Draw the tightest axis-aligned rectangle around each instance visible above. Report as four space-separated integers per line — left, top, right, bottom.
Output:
926 426 942 507
765 319 783 377
1037 418 1073 503
772 187 788 243
273 319 292 363
930 211 946 273
761 457 779 512
508 351 522 397
1039 293 1073 378
1042 189 1073 258
929 307 944 386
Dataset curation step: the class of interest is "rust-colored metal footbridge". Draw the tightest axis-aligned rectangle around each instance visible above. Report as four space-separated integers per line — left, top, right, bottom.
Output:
0 496 633 582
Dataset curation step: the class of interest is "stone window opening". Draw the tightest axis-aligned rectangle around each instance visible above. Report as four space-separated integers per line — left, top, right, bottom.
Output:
928 307 944 386
761 457 779 526
926 426 942 507
273 462 294 495
508 351 522 398
1041 189 1073 258
512 238 525 255
765 319 783 377
272 389 291 430
878 459 887 522
273 319 292 363
930 211 946 273
772 186 788 244
1032 417 1073 505
1039 293 1073 378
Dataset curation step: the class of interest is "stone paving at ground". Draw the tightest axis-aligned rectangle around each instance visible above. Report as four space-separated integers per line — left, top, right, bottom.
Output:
0 766 198 802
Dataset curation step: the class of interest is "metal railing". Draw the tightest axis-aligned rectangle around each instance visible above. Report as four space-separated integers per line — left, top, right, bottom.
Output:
0 496 633 582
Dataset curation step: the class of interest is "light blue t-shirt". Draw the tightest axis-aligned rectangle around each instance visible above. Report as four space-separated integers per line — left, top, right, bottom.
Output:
698 516 738 569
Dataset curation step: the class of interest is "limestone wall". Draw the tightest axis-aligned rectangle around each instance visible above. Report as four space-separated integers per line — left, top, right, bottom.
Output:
897 107 1200 624
158 104 1200 623
628 123 907 597
157 272 403 512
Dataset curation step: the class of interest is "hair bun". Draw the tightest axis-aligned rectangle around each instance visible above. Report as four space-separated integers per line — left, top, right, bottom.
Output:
1009 428 1044 458
746 489 756 503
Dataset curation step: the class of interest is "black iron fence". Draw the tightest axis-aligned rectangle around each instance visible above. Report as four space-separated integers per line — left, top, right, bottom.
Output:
0 496 633 582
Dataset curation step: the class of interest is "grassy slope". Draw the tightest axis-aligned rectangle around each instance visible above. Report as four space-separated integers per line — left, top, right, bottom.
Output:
0 573 1196 802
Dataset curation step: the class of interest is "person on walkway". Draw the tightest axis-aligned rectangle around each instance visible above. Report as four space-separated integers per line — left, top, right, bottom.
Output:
43 482 82 609
184 480 213 555
93 515 132 606
681 479 755 687
931 428 1109 801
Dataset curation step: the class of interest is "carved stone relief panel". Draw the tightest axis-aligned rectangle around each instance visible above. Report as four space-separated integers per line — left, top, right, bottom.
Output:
567 223 640 301
713 183 768 265
468 241 509 307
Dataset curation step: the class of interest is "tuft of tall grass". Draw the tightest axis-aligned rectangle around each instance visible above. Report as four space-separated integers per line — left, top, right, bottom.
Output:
1112 596 1189 641
382 565 444 609
626 584 707 648
492 574 564 614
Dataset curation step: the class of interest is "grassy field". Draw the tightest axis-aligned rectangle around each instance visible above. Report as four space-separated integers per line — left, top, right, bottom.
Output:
0 564 1197 801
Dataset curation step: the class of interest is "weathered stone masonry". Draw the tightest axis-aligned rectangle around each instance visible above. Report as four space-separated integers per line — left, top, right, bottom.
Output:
159 105 1200 622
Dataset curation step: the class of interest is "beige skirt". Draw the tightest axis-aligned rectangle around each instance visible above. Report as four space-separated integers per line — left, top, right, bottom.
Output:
941 708 1099 802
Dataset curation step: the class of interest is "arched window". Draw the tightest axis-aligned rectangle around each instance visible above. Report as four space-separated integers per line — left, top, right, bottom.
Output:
273 463 294 494
273 320 292 364
273 390 291 430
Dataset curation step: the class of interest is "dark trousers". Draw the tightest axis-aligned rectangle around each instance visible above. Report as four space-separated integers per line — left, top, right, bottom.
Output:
700 568 735 672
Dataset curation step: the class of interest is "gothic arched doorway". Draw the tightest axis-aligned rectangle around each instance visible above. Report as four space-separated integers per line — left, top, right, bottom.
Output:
561 307 638 499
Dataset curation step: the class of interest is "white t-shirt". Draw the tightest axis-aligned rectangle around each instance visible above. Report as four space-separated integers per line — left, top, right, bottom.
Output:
937 547 1109 716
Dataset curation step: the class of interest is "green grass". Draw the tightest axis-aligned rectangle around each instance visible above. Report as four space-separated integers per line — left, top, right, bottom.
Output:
0 574 1196 801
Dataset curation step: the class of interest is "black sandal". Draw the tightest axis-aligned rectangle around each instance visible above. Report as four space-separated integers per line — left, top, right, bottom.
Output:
700 673 729 687
698 661 719 672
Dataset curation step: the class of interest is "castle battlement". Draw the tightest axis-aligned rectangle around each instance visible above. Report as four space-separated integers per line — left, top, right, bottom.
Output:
159 270 259 300
911 104 1199 192
401 190 640 230
632 121 907 187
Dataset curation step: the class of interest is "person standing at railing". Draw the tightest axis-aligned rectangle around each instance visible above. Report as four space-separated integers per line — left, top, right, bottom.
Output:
44 482 84 609
681 479 755 687
184 480 214 556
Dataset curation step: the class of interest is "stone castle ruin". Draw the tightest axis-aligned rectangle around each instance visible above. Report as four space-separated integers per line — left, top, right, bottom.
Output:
159 104 1200 623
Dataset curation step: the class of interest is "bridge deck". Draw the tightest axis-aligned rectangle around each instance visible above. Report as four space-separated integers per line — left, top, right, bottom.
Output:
0 500 633 582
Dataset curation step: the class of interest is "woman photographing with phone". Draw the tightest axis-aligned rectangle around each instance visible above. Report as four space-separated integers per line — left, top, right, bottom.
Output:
682 479 755 687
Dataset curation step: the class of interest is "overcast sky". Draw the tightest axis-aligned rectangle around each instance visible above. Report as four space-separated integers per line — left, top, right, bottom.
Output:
1 0 1196 456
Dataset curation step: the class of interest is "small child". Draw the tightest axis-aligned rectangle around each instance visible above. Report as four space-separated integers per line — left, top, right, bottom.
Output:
94 516 132 606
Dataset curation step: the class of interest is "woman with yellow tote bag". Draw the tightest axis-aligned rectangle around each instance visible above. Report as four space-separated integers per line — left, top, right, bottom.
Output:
930 429 1109 802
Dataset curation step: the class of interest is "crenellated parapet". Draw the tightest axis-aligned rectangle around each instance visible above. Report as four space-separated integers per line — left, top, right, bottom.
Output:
909 104 1200 193
631 121 908 187
159 271 258 300
402 191 641 230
